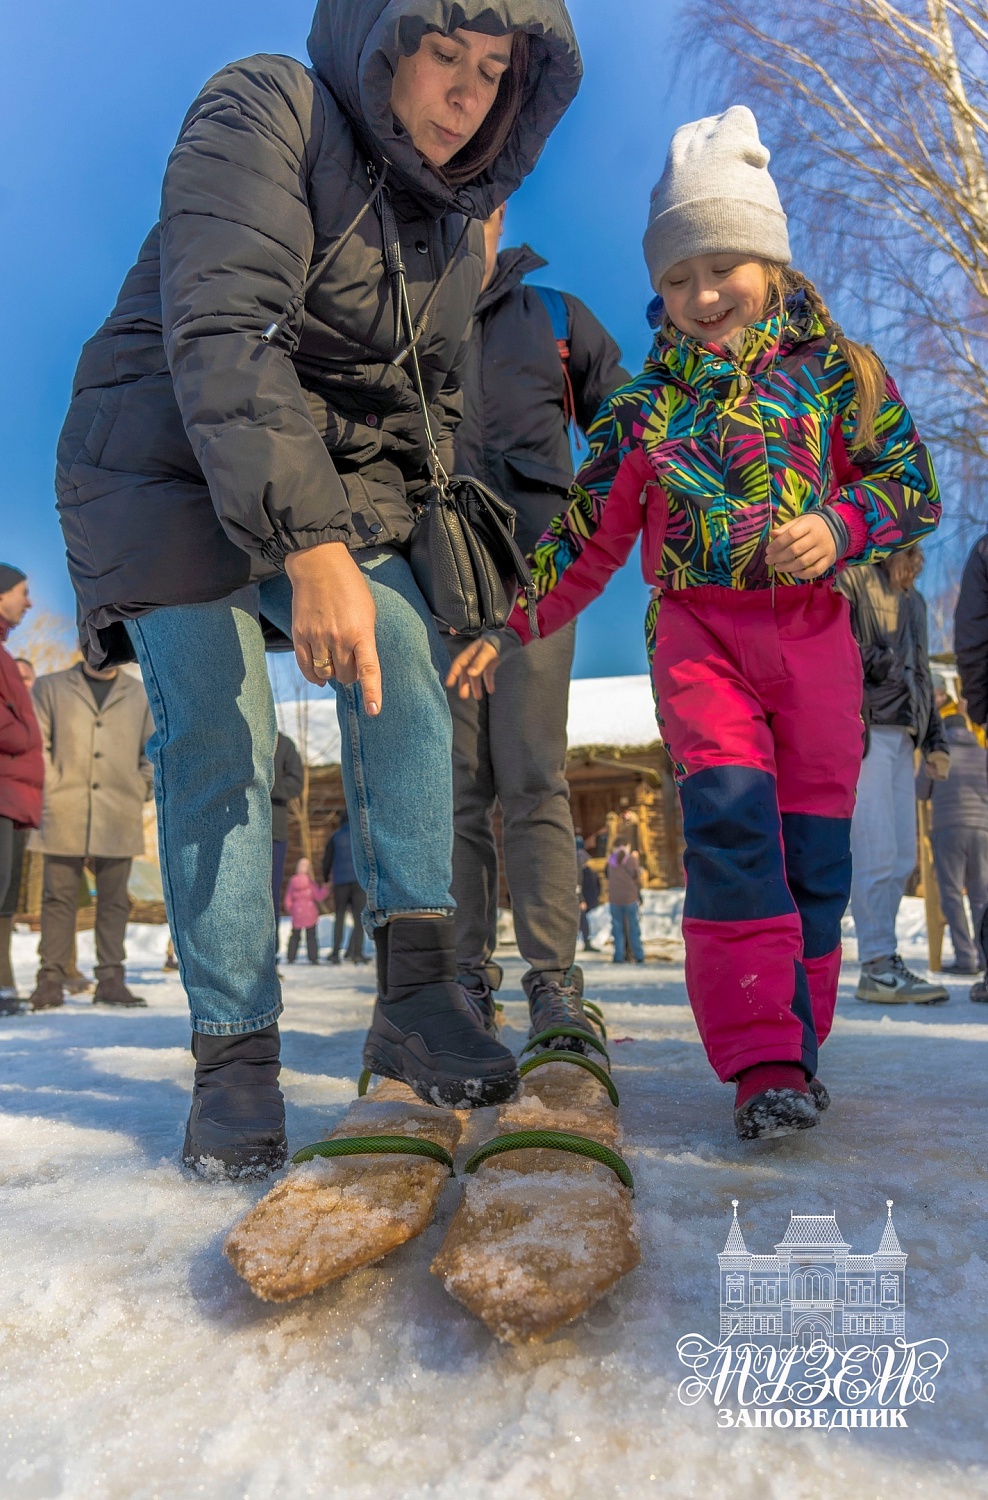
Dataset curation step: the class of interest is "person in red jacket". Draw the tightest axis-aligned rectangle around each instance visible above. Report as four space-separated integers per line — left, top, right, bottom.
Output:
0 564 43 1012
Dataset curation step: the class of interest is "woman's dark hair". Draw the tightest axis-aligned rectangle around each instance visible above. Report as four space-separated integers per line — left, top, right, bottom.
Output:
442 32 531 186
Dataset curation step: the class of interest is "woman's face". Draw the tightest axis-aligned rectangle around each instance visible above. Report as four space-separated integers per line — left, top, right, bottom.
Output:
391 28 515 168
660 254 769 346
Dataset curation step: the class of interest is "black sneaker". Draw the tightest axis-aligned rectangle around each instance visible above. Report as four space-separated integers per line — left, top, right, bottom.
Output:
183 1024 287 1179
362 919 518 1110
970 975 988 1004
525 970 598 1057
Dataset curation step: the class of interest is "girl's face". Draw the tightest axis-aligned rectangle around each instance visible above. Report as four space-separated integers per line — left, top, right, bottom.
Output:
391 29 515 168
660 254 769 346
297 858 311 876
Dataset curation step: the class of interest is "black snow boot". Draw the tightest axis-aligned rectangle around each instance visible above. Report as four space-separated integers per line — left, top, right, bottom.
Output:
183 1023 287 1179
362 918 519 1109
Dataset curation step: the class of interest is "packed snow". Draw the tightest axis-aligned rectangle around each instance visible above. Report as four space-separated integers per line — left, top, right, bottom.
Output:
2 899 986 1499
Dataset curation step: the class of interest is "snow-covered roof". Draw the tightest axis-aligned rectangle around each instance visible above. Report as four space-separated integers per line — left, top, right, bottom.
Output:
275 674 660 766
778 1215 850 1250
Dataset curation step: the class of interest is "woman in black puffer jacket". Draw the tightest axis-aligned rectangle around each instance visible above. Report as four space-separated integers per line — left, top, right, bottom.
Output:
55 0 581 1176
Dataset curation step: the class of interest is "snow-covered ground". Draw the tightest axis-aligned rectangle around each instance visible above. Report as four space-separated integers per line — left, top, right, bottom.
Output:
2 903 986 1499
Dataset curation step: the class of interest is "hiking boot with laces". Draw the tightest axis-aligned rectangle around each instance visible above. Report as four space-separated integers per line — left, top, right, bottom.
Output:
856 954 948 1005
525 969 598 1057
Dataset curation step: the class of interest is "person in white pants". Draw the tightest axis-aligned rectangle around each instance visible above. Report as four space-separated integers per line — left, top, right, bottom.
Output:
840 549 950 1004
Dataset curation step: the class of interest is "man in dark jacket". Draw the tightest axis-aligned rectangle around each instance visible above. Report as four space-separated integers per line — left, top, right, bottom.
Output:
838 548 950 1003
956 533 988 730
271 732 303 955
321 814 366 963
446 205 628 1046
54 0 581 1176
916 688 988 975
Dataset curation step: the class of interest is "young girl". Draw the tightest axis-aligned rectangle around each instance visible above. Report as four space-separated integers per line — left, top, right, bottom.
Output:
282 859 328 966
449 106 941 1140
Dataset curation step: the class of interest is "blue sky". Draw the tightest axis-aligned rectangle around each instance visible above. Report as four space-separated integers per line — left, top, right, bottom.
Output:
0 0 690 679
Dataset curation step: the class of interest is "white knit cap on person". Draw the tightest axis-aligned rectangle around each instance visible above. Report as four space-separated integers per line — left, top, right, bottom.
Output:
642 105 791 292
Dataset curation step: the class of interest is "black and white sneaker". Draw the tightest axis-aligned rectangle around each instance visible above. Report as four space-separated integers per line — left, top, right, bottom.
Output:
856 954 948 1005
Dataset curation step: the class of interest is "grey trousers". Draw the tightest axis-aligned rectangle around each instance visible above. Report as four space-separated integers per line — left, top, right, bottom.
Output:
931 825 988 970
447 621 579 990
38 855 132 983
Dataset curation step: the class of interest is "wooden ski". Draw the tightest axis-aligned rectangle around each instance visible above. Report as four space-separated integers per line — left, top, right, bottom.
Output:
431 1029 639 1345
224 1079 461 1303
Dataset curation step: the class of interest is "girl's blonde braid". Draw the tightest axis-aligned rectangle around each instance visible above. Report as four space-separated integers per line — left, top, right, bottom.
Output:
767 265 886 453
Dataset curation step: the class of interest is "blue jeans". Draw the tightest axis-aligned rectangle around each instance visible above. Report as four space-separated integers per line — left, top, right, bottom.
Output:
610 903 644 963
126 549 454 1034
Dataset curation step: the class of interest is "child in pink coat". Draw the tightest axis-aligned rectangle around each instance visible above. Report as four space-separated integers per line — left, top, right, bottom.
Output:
283 858 328 965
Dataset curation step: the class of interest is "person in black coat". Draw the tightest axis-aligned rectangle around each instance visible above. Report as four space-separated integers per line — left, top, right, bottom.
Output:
446 203 628 1041
321 814 367 963
956 533 988 731
54 0 582 1176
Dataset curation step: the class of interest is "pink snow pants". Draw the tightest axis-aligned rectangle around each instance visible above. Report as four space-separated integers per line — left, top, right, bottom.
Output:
652 583 864 1081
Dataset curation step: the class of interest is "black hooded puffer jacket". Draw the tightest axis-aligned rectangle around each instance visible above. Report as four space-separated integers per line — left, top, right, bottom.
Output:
56 0 581 666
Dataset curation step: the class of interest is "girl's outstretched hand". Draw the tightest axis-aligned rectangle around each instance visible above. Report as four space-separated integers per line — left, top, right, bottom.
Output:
445 635 503 700
766 514 837 580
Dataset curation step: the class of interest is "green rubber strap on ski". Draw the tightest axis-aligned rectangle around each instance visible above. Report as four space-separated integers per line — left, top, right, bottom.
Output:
518 1051 619 1106
291 1135 455 1171
357 1068 372 1097
463 1130 634 1195
521 1026 610 1064
581 1002 608 1041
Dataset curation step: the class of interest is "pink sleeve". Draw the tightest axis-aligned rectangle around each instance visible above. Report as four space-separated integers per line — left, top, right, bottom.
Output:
508 449 651 644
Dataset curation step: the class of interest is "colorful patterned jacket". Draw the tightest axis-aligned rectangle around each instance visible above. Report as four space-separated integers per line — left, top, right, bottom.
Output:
507 296 940 644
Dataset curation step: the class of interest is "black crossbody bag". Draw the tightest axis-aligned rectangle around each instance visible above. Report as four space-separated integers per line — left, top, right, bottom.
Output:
378 189 540 639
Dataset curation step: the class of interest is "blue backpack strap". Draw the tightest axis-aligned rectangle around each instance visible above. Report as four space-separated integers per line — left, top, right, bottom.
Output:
532 284 570 343
532 285 577 429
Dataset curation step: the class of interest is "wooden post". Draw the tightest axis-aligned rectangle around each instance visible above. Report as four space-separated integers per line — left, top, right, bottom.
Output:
917 798 945 973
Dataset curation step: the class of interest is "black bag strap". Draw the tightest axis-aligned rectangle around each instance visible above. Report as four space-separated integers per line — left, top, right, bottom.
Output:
261 163 391 346
378 185 449 490
378 184 540 638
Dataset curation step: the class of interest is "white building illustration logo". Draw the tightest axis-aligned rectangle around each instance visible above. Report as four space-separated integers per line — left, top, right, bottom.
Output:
675 1199 950 1429
719 1199 905 1348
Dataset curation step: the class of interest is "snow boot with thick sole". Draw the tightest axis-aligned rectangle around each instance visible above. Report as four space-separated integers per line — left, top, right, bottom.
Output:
183 1024 287 1179
362 918 519 1110
734 1063 819 1142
